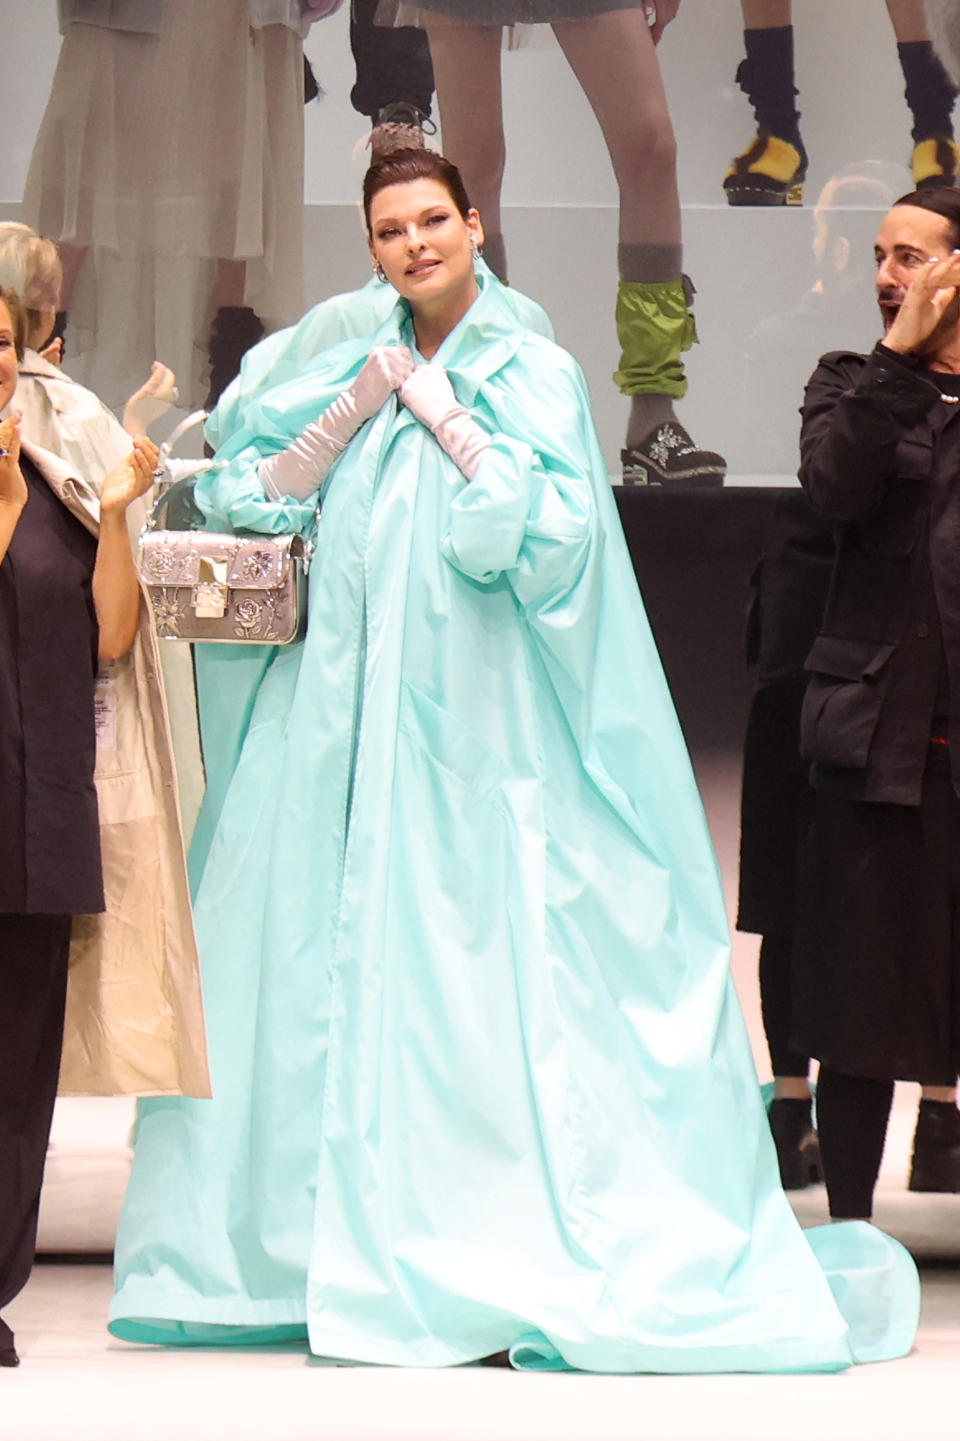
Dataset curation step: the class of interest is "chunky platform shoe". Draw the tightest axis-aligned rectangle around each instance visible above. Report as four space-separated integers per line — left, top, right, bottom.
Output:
768 1097 823 1191
912 135 960 189
204 305 265 413
724 133 807 207
908 1099 960 1193
621 421 725 488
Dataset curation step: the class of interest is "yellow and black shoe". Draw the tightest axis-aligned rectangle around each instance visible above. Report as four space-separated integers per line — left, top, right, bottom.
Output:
912 135 960 190
724 133 807 207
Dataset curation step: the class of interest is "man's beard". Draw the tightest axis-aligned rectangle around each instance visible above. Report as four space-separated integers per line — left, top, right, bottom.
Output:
879 289 960 356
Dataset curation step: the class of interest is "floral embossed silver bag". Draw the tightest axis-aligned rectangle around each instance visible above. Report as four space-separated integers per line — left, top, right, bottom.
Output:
137 429 311 646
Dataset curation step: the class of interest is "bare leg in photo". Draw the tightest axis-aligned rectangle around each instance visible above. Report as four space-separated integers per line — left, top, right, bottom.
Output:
554 9 723 481
422 19 508 282
887 0 960 185
726 0 805 207
425 9 723 483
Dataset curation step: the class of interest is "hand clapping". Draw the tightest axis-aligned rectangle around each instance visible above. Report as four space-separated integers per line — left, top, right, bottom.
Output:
123 362 179 437
0 411 27 514
99 436 160 518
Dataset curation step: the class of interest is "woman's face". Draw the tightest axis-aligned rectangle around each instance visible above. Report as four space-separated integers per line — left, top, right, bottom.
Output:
0 302 18 414
368 178 483 316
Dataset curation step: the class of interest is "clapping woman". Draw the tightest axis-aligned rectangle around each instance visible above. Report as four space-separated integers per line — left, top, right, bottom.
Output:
0 286 207 1368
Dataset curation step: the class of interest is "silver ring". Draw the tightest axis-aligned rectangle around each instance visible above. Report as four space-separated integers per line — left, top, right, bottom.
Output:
171 385 180 404
0 447 9 458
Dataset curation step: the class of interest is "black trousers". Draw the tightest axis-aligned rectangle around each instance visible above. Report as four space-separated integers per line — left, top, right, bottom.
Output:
738 680 813 1079
349 0 434 120
758 933 810 1078
0 914 71 1318
794 745 960 1083
816 1069 895 1219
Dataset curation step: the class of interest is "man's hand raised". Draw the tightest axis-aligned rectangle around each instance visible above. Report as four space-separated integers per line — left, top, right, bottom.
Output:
883 250 960 357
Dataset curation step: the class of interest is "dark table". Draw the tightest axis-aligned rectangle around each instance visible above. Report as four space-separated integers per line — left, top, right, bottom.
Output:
613 487 793 755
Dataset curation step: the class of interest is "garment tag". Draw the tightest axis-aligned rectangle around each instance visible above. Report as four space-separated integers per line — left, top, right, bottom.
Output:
94 671 118 751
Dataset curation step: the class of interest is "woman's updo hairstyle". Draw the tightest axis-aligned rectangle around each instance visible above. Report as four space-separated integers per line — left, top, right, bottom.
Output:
363 131 472 236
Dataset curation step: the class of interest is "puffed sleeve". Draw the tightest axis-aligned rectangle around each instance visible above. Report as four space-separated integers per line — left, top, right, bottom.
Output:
440 353 596 609
442 438 593 603
193 440 321 537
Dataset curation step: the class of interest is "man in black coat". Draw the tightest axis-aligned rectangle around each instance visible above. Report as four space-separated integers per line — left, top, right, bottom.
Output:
794 185 960 1221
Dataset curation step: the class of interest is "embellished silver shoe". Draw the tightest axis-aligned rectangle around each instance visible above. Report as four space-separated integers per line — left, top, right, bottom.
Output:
621 421 726 487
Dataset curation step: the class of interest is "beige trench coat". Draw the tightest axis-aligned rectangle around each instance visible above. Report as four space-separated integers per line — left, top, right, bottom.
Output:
13 352 206 845
24 441 211 1098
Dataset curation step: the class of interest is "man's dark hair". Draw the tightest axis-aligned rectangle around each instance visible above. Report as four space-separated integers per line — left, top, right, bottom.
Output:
893 186 960 250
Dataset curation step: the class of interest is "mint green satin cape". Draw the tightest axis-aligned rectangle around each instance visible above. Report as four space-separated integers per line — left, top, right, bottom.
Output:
110 275 919 1371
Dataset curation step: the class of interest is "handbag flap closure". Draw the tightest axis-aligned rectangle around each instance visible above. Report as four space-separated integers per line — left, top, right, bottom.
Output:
227 538 295 589
139 532 300 589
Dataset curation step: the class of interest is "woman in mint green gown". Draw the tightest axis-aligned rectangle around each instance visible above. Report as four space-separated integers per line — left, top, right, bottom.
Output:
109 142 919 1371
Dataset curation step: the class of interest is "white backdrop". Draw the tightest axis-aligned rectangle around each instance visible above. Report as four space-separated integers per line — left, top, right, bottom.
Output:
3 2 923 473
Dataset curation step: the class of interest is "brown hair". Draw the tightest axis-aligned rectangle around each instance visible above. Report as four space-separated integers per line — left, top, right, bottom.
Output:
893 185 960 251
363 141 472 236
0 285 28 361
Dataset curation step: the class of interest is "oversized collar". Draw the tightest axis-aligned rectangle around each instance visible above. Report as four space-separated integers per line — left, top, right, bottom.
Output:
18 348 69 382
373 270 527 408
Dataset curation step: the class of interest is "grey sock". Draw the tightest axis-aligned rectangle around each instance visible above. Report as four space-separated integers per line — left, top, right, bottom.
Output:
626 394 678 449
617 242 682 285
481 232 508 284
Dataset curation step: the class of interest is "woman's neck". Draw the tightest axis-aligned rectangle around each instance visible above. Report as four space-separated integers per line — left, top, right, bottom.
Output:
411 277 479 360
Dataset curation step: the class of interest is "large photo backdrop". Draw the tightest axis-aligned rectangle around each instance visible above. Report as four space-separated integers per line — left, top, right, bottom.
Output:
3 1 923 474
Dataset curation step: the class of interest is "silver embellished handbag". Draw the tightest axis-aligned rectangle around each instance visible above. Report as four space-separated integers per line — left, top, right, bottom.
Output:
137 434 311 645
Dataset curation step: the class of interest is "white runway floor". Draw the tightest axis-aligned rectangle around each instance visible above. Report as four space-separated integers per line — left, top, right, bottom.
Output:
4 753 959 1441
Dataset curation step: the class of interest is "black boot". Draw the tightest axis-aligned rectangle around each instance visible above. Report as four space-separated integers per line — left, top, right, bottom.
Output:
768 1097 823 1191
908 1099 960 1192
898 41 960 188
205 305 264 413
725 27 808 206
304 55 320 105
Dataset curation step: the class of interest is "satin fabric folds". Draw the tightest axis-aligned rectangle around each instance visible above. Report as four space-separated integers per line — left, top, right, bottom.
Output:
110 276 918 1371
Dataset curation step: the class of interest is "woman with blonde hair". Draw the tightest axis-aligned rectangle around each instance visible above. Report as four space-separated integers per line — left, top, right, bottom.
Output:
0 222 178 464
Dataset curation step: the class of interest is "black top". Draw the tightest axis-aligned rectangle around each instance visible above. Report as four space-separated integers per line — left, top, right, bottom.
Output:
798 342 960 806
0 456 104 914
747 489 835 685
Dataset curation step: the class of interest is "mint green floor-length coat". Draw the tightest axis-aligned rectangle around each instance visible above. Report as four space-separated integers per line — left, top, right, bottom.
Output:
109 275 918 1371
